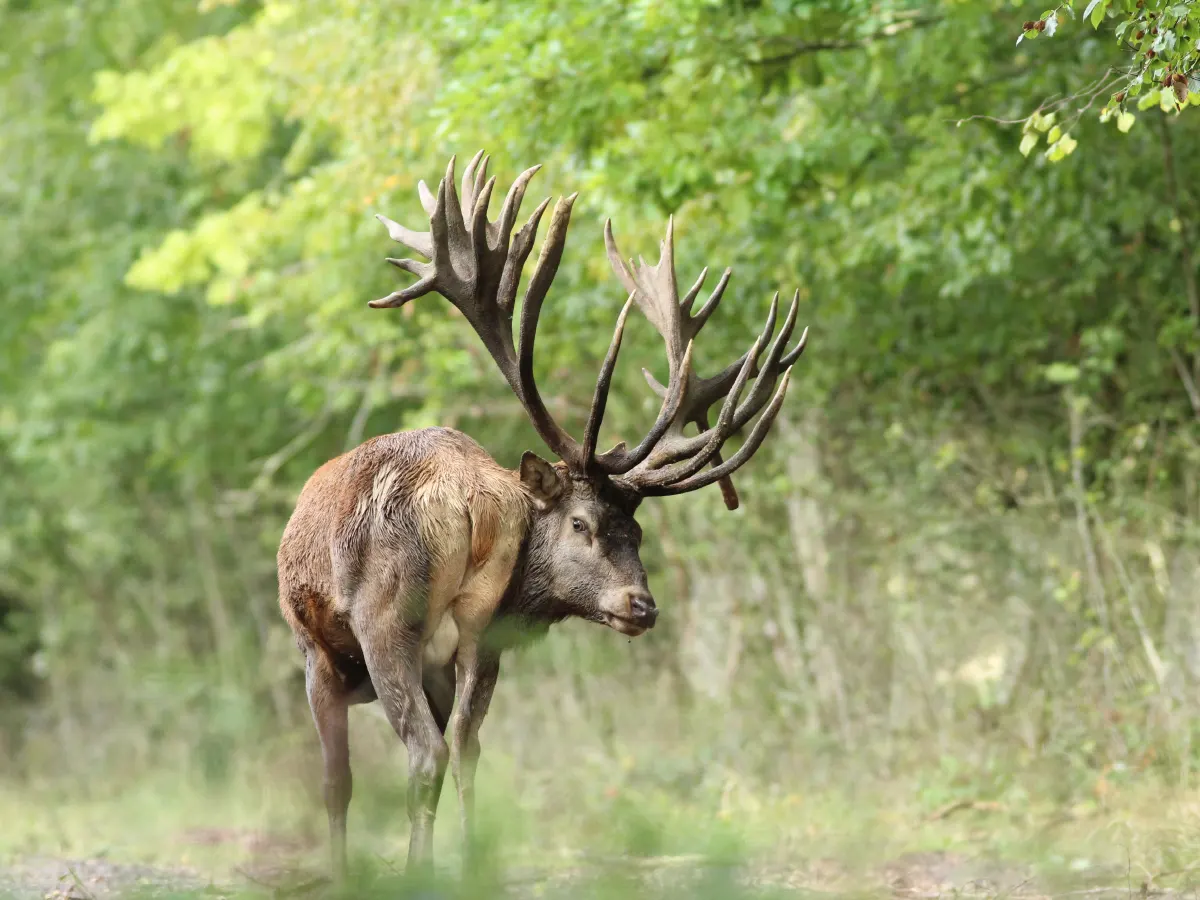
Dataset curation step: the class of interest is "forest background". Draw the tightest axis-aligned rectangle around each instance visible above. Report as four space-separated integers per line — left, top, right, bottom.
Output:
5 0 1200 893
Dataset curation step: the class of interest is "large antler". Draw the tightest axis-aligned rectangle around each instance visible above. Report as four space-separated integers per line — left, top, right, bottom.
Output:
371 151 635 470
371 152 807 507
599 219 808 509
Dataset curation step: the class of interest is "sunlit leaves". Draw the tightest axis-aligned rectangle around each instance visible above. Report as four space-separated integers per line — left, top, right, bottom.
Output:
1044 362 1082 384
125 193 269 295
1023 0 1200 145
91 33 276 164
1046 130 1079 159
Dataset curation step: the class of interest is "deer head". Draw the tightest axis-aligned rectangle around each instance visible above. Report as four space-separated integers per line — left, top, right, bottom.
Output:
370 152 808 634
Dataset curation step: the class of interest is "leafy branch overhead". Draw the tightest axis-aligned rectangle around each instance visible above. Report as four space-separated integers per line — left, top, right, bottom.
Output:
1013 0 1200 157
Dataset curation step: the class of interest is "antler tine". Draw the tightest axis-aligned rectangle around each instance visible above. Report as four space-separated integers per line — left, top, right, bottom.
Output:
661 215 679 315
603 220 640 301
376 213 433 261
498 165 543 251
417 180 437 217
497 196 551 314
602 211 808 501
474 155 491 205
631 336 761 487
440 156 470 255
732 290 799 422
518 193 577 353
369 275 435 309
595 341 694 474
693 288 786 408
604 220 685 360
692 267 732 333
782 324 809 366
680 266 708 315
460 150 486 213
639 368 794 497
581 295 636 463
645 289 798 466
470 176 497 254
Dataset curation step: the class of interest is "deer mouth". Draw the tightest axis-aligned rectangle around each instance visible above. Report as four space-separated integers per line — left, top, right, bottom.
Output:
602 612 649 637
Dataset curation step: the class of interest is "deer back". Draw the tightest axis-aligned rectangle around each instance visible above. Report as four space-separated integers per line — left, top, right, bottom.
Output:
278 427 531 671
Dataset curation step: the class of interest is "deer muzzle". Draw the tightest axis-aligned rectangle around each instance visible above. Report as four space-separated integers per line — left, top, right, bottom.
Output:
599 587 657 636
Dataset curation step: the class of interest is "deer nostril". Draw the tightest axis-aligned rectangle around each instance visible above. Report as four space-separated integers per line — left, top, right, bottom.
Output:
627 590 657 625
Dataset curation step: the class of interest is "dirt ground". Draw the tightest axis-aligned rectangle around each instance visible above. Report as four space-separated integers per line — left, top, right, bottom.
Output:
0 846 1174 900
1 856 214 899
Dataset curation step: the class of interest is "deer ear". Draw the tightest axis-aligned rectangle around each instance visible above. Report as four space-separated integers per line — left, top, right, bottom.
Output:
519 451 564 510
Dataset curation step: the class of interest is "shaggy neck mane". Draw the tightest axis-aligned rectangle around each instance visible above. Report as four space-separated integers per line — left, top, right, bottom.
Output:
492 525 568 643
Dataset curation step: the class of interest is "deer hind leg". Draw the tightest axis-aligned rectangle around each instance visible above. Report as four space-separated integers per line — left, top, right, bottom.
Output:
349 562 459 874
305 649 352 883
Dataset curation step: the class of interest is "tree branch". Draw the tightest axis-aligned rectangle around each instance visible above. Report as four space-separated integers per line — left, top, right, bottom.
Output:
749 16 942 66
954 67 1125 129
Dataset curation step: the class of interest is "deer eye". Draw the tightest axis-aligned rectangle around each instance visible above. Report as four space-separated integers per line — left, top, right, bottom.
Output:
571 517 588 534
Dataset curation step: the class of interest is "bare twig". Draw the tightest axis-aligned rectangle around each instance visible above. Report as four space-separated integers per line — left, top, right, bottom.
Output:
344 351 385 451
61 867 98 900
1150 863 1200 881
252 392 335 493
1170 348 1200 419
924 798 1006 821
1066 394 1116 697
955 67 1126 130
1089 504 1167 690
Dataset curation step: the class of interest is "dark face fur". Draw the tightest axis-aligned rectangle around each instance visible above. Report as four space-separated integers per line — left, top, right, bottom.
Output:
519 452 656 636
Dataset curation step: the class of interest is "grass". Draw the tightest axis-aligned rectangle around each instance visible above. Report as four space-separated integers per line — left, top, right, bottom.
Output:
6 713 1200 900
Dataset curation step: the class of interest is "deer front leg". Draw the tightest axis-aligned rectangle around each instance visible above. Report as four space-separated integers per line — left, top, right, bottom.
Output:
305 650 352 884
448 639 500 871
421 660 456 826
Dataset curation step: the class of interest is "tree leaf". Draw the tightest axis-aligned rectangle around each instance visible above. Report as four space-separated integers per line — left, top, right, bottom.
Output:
1045 363 1081 384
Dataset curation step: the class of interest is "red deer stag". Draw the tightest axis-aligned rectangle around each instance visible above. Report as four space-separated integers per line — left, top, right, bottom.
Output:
277 151 807 878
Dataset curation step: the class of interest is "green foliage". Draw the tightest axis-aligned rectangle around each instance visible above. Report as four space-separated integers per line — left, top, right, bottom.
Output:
5 0 1200 882
1015 0 1200 151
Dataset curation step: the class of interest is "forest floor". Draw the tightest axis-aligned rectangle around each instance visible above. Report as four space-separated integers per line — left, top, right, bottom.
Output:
0 840 1187 900
7 740 1200 900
